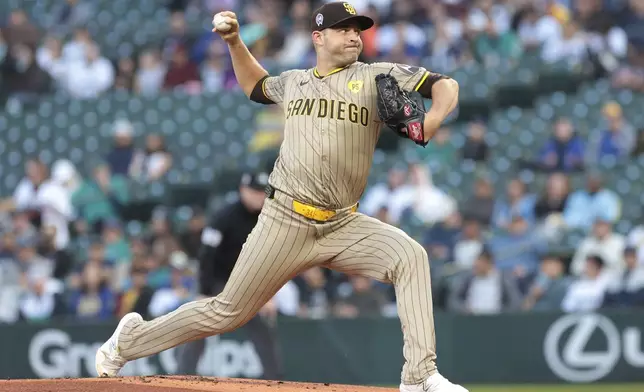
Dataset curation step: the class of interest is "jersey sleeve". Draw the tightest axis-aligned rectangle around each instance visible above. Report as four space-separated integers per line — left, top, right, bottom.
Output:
370 62 430 92
254 70 297 105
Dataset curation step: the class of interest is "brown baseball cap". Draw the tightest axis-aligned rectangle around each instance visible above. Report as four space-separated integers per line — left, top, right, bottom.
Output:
310 2 374 33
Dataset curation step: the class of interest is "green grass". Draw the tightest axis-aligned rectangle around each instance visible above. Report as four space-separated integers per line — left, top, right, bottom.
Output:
466 385 644 392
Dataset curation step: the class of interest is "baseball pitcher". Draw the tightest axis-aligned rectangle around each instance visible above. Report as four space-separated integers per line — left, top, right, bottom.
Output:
96 3 462 392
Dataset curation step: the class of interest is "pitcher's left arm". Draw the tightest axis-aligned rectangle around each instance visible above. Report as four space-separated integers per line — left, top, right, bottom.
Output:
415 73 459 143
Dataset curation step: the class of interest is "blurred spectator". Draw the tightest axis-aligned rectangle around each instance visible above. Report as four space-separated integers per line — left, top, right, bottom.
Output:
587 101 636 162
295 267 330 319
488 215 547 281
632 127 644 156
611 44 644 92
492 179 537 230
453 219 485 271
377 21 426 61
114 57 136 91
85 242 110 265
473 19 523 67
18 273 64 321
3 9 41 50
423 127 456 169
627 219 644 265
522 255 572 311
448 249 522 314
11 212 38 242
389 164 457 225
619 0 644 41
360 167 407 217
574 0 628 60
130 134 174 182
17 236 54 284
562 254 612 312
272 280 300 317
161 11 197 63
467 0 511 36
0 233 21 322
424 211 462 265
148 253 195 317
564 172 621 231
358 4 379 61
603 247 644 308
62 27 92 63
2 44 52 103
102 220 132 265
461 120 489 162
276 12 312 68
16 235 65 321
106 119 138 177
117 265 154 319
334 276 388 318
145 208 174 246
460 177 495 226
71 163 129 233
428 6 471 72
534 172 570 221
38 225 75 280
262 10 287 58
64 42 115 99
200 43 228 93
516 4 562 51
529 117 585 173
46 0 94 36
134 49 167 96
162 45 200 90
571 218 626 277
35 36 68 88
68 262 116 320
36 160 80 251
179 206 206 260
0 159 48 215
542 20 588 65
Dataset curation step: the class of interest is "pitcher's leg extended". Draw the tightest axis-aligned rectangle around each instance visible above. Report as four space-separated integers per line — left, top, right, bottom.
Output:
96 202 316 377
322 214 467 391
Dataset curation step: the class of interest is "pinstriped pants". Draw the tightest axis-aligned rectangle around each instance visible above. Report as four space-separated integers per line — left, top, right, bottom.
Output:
117 190 437 384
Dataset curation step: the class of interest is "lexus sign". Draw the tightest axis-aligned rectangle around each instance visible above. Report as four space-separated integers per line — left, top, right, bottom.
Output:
543 313 644 382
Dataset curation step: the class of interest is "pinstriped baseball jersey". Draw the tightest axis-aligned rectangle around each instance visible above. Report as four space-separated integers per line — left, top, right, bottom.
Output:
261 61 430 209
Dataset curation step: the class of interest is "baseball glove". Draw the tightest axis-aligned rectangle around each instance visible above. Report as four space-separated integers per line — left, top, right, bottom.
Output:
375 72 427 146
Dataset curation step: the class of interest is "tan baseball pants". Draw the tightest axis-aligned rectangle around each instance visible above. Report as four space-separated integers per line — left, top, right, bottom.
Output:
117 190 437 385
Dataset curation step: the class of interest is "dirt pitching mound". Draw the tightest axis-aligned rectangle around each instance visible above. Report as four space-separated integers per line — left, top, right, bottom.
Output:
0 376 399 392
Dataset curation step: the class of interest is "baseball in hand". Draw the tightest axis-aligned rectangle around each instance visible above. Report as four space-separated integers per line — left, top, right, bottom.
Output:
212 13 232 32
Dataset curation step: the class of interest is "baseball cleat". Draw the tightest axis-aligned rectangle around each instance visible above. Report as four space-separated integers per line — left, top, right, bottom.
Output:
400 372 469 392
95 312 143 377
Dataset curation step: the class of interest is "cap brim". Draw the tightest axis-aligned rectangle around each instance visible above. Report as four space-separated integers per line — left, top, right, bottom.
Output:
319 15 374 32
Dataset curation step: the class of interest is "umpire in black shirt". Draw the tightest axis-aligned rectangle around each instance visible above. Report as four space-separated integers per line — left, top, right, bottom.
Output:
176 170 284 379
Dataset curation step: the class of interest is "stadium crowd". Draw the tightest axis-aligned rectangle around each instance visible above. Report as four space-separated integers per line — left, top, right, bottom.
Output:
0 0 643 324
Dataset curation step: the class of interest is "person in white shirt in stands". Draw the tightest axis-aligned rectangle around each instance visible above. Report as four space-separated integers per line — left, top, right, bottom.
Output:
562 255 612 312
35 159 80 250
360 166 407 217
387 164 456 225
0 159 48 215
64 41 114 99
570 217 625 278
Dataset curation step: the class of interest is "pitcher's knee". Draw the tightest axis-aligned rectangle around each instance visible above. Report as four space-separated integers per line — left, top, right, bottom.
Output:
203 295 253 334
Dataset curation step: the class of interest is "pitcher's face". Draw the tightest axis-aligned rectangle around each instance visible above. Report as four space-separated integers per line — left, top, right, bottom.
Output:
314 23 363 66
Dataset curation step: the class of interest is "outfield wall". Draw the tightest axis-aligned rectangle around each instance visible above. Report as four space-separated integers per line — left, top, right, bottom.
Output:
1 310 643 384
